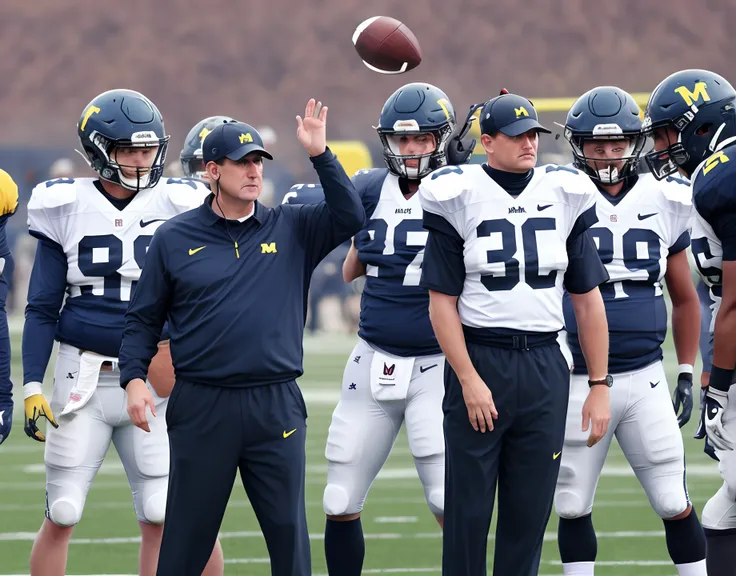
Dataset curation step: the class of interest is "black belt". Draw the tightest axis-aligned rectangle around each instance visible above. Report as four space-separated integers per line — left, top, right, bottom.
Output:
462 325 559 350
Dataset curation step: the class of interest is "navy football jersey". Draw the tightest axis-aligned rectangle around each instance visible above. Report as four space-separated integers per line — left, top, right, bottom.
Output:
286 170 440 357
564 173 693 374
690 143 736 331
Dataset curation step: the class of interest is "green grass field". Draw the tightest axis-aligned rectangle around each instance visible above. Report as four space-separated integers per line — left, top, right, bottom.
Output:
0 318 721 575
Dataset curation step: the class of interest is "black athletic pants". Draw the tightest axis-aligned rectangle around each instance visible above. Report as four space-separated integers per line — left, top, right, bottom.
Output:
156 379 310 576
442 334 570 576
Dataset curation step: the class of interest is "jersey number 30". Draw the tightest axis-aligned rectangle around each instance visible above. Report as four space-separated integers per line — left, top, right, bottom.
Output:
477 217 557 291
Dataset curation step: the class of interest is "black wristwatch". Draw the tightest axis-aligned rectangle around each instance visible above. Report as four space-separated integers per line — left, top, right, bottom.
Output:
588 375 613 388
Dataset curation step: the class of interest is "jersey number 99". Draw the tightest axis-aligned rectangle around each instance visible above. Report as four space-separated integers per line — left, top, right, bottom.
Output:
78 234 153 299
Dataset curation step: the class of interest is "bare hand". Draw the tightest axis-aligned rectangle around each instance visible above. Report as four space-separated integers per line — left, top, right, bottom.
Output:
582 385 610 447
296 98 328 157
125 379 156 433
460 374 499 433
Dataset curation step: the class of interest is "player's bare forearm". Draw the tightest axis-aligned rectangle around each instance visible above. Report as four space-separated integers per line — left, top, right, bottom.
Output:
570 287 609 380
428 290 477 384
712 261 736 372
343 239 366 282
666 251 700 366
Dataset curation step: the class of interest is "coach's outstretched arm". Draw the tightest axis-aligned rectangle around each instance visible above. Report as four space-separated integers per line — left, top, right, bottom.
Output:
566 228 611 447
119 230 172 432
290 99 365 265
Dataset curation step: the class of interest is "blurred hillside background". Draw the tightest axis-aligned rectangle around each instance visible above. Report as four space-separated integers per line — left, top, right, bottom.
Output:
0 0 733 328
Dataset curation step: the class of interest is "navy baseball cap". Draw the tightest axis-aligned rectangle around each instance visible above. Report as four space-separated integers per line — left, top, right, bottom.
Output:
202 122 274 164
480 93 551 137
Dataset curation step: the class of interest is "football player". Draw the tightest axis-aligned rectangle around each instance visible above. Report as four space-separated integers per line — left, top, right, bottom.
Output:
554 86 706 576
287 82 470 576
419 91 611 576
22 88 223 576
180 115 236 179
645 69 736 575
0 168 18 445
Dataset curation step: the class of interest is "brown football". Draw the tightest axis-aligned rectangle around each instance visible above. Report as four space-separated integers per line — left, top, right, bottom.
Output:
352 16 422 74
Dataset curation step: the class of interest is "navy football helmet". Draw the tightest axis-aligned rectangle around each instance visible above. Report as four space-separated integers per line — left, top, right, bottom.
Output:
643 69 736 179
564 86 645 184
376 83 456 179
180 115 236 178
77 89 169 191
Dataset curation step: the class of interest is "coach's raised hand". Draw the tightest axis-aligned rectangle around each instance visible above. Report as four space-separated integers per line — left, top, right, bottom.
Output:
125 378 156 433
296 98 328 157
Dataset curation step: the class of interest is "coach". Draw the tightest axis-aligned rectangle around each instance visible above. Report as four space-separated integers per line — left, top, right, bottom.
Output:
118 99 365 576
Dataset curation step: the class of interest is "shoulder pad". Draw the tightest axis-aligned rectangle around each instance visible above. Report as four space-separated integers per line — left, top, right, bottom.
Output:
692 145 736 219
27 178 87 243
282 183 325 205
420 164 480 216
538 164 590 192
28 178 80 210
0 169 18 217
655 174 693 208
351 168 389 193
161 177 209 210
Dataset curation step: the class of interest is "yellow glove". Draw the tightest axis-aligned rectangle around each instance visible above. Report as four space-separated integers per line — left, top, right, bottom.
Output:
23 382 58 442
0 169 18 217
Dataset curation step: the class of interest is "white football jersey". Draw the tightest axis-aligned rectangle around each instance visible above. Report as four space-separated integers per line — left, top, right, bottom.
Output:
590 173 693 298
27 176 209 301
420 164 598 332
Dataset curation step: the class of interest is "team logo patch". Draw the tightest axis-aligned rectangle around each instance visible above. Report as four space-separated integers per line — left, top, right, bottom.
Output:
115 218 123 228
383 363 395 376
610 215 617 222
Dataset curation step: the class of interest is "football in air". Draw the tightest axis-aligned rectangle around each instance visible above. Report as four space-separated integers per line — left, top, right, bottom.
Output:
352 16 422 75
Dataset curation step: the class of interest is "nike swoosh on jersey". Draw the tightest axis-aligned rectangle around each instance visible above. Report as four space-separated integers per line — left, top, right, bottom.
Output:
537 204 553 211
638 213 657 220
553 451 561 460
283 428 297 438
188 246 206 256
650 381 659 388
140 218 166 227
419 364 438 373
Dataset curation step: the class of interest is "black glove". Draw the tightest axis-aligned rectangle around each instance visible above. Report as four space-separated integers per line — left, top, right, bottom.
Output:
446 136 476 166
695 386 720 461
0 394 11 445
672 371 693 428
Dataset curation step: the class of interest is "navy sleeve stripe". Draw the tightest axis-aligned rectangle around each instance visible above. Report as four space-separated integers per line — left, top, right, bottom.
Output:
29 229 58 244
568 204 598 242
423 211 461 239
669 230 691 255
420 212 465 296
22 237 68 384
565 230 609 294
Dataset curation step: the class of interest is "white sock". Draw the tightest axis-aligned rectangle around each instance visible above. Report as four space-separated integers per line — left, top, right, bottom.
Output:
676 559 707 576
562 562 595 575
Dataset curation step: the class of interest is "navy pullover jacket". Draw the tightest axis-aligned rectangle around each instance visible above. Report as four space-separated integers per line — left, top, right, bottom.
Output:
119 149 365 388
